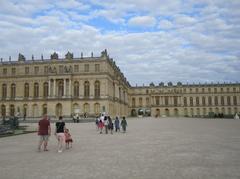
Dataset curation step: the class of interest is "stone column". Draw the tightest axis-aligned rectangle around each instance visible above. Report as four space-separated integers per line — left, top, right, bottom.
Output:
69 79 72 97
64 79 66 97
48 80 51 97
53 79 56 97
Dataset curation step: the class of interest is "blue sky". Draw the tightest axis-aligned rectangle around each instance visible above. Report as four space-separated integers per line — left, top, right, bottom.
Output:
0 0 240 85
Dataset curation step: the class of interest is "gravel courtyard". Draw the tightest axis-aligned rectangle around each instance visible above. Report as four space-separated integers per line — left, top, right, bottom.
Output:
0 117 240 179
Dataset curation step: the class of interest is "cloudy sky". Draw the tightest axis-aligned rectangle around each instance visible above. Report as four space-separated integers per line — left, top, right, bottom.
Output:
0 0 240 86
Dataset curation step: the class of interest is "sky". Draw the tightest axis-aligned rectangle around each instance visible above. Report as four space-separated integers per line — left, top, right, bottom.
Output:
0 0 240 86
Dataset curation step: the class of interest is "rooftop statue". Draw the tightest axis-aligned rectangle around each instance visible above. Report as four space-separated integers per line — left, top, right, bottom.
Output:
51 52 58 60
65 51 73 60
101 49 108 58
18 53 25 61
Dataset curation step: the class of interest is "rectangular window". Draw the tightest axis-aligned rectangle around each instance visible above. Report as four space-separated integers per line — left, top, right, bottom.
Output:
59 65 63 74
84 64 89 72
44 66 48 74
95 64 100 72
12 68 16 75
34 66 39 74
74 65 79 72
25 67 29 74
156 96 159 105
3 68 7 75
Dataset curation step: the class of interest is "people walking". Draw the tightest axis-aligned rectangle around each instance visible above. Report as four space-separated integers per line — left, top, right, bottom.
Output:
121 116 127 133
114 116 120 132
38 115 51 152
55 116 65 153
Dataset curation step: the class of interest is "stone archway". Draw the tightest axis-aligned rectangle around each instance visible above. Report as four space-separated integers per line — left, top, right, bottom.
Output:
155 109 160 117
56 103 62 117
131 109 137 117
165 108 169 117
174 108 178 117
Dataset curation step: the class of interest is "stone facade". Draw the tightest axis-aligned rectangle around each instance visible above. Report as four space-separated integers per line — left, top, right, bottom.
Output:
0 51 129 119
129 83 240 117
0 50 239 119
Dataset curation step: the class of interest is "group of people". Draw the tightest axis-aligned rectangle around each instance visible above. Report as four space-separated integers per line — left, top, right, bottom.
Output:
38 115 73 153
96 114 128 134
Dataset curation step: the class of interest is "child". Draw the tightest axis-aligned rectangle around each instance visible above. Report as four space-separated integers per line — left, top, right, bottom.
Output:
64 128 73 149
98 119 104 134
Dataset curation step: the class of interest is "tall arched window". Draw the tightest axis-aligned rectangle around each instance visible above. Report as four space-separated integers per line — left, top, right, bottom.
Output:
24 83 29 98
34 83 39 98
184 97 187 106
202 97 206 106
174 96 178 106
190 97 193 106
164 96 169 106
84 81 90 97
132 98 136 107
42 104 47 115
233 96 237 105
227 96 231 105
58 81 64 97
74 81 79 97
43 82 48 98
94 103 100 114
94 81 100 98
2 84 7 99
11 83 16 98
196 97 199 106
139 97 142 107
83 103 90 113
1 105 6 117
208 96 212 106
221 96 225 105
10 104 15 116
214 96 218 106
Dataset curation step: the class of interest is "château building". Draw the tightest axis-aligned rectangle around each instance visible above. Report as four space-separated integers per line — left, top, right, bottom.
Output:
0 50 239 119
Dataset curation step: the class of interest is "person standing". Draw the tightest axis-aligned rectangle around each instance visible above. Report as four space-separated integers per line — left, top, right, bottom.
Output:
104 116 109 134
121 116 127 133
108 116 113 134
38 115 51 152
114 116 120 132
55 116 66 153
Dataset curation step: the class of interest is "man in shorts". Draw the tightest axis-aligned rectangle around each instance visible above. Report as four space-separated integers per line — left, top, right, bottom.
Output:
38 115 51 151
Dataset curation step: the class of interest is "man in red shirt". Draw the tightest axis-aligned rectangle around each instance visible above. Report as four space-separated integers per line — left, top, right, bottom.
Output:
38 115 51 151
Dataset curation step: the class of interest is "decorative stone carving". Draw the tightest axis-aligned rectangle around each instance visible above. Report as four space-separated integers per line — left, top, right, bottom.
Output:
65 52 73 60
101 49 108 58
168 82 173 86
32 55 34 60
9 56 11 61
81 52 83 59
18 53 26 61
51 52 58 60
177 82 182 86
150 82 155 87
159 82 164 86
91 52 93 58
41 54 44 60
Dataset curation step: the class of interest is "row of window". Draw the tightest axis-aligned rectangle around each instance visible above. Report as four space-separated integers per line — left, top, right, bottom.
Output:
132 96 238 107
1 81 101 98
0 103 101 117
146 87 238 94
1 64 100 75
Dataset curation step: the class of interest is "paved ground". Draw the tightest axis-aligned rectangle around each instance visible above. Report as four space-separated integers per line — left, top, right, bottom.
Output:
0 117 240 179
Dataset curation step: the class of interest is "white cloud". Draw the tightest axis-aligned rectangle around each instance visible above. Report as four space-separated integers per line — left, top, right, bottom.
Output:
158 19 174 29
128 16 156 27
